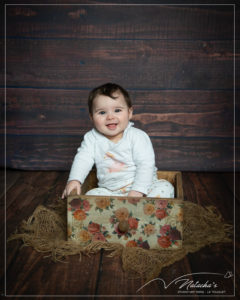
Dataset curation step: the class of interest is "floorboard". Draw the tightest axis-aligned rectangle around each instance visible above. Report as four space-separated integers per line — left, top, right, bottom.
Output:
1 170 238 298
6 245 100 297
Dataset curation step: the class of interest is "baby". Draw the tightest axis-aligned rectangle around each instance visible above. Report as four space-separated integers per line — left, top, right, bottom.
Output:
62 83 174 198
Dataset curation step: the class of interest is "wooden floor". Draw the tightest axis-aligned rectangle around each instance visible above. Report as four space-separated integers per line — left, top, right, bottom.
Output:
0 170 239 299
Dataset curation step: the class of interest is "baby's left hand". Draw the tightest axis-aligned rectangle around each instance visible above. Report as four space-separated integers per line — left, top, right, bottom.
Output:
128 190 143 197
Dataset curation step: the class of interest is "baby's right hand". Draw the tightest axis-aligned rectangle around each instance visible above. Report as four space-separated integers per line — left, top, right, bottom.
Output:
61 180 81 199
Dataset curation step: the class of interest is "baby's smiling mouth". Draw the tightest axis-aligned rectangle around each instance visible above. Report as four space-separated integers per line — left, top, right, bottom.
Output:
106 123 118 130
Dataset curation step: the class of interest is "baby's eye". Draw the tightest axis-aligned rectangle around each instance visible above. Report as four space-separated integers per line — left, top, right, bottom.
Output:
115 109 122 113
98 111 105 115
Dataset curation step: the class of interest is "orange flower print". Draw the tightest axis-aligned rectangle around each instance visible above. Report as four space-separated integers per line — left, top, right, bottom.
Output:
144 224 156 236
158 236 171 248
143 203 155 215
79 230 91 242
88 222 100 234
126 240 138 247
115 207 129 221
74 209 86 221
156 209 167 220
128 217 138 229
95 198 111 210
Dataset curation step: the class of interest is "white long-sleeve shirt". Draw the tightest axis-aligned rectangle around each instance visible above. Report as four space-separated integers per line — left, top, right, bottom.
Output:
68 122 157 195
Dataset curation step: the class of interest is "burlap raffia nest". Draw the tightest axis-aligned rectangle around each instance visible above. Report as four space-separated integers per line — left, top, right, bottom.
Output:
8 199 232 281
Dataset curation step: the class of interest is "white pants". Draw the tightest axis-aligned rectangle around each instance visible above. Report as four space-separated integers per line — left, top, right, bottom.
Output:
85 179 174 198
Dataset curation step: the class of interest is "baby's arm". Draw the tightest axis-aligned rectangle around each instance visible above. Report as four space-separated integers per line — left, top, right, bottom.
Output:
62 131 95 199
62 180 81 199
130 129 155 196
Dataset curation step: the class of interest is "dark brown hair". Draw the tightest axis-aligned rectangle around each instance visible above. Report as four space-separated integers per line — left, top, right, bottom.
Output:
88 83 132 115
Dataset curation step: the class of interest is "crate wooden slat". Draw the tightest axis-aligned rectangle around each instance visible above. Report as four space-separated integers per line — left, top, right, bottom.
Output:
80 169 184 201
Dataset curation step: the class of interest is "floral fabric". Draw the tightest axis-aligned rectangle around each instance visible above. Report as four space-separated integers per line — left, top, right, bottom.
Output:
67 196 183 250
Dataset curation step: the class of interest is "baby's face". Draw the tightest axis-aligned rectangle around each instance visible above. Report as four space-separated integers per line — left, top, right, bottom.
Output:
91 92 133 143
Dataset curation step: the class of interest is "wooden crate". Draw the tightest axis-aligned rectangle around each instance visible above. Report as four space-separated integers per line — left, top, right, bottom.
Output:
68 170 184 249
81 169 184 200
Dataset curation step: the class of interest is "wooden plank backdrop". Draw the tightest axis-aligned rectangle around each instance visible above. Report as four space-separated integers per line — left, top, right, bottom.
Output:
2 2 239 171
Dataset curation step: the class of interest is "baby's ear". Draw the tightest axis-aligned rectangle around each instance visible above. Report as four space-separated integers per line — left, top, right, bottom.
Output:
129 107 133 119
89 113 93 121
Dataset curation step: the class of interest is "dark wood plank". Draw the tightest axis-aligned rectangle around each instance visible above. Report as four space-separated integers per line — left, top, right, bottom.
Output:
96 254 195 297
1 170 47 289
0 88 4 170
0 39 4 85
153 138 235 172
1 171 59 295
181 171 239 297
220 173 240 202
0 169 4 200
4 135 237 171
2 2 237 174
3 0 237 5
5 171 60 236
0 169 22 199
0 169 5 296
182 172 234 221
0 167 21 278
181 172 236 297
6 244 100 297
5 39 234 89
4 88 235 138
4 170 100 297
6 5 235 40
187 247 235 297
94 254 147 298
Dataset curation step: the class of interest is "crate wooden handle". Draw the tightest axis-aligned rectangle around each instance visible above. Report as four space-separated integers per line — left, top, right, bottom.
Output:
118 220 129 233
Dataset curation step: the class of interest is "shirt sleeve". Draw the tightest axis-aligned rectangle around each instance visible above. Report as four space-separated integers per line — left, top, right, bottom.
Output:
131 129 155 195
68 131 95 184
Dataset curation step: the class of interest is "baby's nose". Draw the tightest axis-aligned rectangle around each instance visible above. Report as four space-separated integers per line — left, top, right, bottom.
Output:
106 112 114 119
